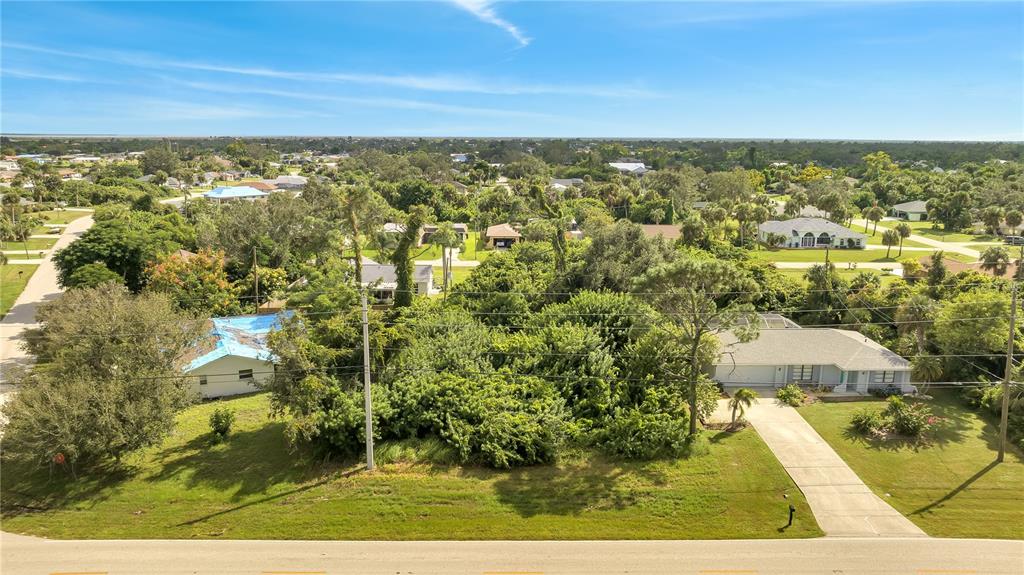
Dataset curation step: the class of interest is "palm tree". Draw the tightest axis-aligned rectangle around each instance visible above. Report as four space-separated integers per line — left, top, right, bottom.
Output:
895 222 912 256
865 205 885 236
911 355 943 394
882 228 900 259
896 293 936 354
729 388 758 424
980 246 1011 276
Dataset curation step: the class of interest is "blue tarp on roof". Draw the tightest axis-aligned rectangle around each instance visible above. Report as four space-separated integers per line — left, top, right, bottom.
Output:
204 186 269 199
185 312 292 372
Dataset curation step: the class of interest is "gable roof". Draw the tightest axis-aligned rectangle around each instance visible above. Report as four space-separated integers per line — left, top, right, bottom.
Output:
758 217 866 240
486 223 520 238
639 224 681 240
204 186 269 200
716 328 909 371
362 260 433 286
608 162 647 173
184 313 291 372
892 200 929 213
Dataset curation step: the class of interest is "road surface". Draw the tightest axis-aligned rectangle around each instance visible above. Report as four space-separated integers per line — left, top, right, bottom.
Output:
2 532 1021 574
1 214 93 379
850 218 980 260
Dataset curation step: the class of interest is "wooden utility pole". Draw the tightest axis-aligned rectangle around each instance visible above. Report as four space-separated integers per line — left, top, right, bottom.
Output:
360 289 375 471
998 281 1017 463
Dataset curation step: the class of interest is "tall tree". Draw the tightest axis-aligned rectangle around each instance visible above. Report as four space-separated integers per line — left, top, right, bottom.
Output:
390 205 430 307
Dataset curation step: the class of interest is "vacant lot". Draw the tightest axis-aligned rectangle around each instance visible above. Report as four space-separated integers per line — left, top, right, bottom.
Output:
1 393 821 540
32 209 91 225
843 223 929 248
778 269 900 286
753 248 903 264
799 393 1024 539
904 221 997 243
2 238 57 252
0 264 38 316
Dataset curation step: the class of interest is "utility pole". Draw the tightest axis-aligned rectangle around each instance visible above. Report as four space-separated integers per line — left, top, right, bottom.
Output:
252 246 260 310
998 281 1017 463
360 289 375 471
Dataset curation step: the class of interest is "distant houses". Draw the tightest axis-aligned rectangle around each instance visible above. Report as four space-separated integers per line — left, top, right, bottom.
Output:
891 200 929 221
203 185 270 203
758 217 866 249
608 162 648 176
484 223 521 249
181 313 290 399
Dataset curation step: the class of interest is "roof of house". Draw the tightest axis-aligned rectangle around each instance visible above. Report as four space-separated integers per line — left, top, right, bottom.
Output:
274 175 308 186
183 313 291 372
758 217 866 239
551 178 584 188
608 162 647 172
204 186 269 200
773 204 829 218
716 328 910 371
892 200 929 213
172 249 197 261
247 181 278 191
361 258 433 286
383 222 406 233
639 224 681 240
486 223 521 238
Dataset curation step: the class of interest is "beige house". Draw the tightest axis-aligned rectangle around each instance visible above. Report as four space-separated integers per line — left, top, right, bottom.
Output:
181 314 288 399
485 223 521 249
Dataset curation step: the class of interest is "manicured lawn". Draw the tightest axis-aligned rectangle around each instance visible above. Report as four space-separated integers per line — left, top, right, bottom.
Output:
31 209 91 225
0 264 38 316
778 269 900 286
753 248 907 264
432 266 476 288
905 221 997 243
1 393 822 540
1 238 57 252
799 392 1024 539
458 231 493 262
842 223 928 248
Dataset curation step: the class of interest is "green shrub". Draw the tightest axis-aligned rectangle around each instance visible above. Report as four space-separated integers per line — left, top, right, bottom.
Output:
776 384 805 407
596 387 689 459
208 407 236 442
882 396 932 436
850 408 883 434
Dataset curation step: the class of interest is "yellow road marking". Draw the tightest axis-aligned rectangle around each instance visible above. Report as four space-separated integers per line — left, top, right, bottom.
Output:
699 571 759 574
50 572 108 575
917 571 977 574
483 572 545 575
262 572 327 574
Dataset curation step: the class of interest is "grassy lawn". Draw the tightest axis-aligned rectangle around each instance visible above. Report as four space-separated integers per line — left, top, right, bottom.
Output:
753 248 908 264
432 266 476 288
905 221 997 243
799 392 1024 539
0 264 38 316
1 238 57 252
843 223 929 248
31 209 91 225
778 269 900 286
1 393 822 540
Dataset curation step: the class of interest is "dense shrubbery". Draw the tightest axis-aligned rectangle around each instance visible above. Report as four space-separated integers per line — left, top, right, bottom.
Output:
961 384 1024 449
776 384 806 407
849 396 936 438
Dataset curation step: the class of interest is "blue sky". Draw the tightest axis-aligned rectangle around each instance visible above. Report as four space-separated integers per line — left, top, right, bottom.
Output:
1 1 1021 140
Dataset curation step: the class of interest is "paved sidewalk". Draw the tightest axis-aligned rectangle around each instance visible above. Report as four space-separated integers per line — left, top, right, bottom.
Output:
1 215 93 378
850 218 980 259
742 400 927 538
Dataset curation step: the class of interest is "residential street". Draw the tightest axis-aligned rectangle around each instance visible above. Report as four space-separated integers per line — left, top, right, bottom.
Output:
0 214 93 380
742 401 927 538
2 532 1021 575
849 218 982 259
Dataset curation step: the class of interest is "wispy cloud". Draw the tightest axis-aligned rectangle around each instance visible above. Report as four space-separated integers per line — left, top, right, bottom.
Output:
450 0 530 47
3 41 656 98
1 67 88 83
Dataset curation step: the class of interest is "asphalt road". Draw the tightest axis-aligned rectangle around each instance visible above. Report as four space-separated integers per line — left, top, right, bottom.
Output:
2 533 1022 575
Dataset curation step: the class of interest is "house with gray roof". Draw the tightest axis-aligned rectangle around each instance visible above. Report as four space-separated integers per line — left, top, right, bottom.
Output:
712 327 913 394
891 200 929 221
758 217 866 249
360 257 434 301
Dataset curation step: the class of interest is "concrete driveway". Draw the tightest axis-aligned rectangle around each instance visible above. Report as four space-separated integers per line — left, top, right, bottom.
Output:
742 400 927 538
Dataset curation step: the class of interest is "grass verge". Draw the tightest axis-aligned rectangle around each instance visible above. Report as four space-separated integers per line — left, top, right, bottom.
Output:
1 393 822 540
0 264 39 317
798 392 1023 539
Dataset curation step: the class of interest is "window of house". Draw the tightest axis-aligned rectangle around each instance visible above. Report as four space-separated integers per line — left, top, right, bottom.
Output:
238 369 254 381
790 365 813 382
198 376 208 386
870 371 896 384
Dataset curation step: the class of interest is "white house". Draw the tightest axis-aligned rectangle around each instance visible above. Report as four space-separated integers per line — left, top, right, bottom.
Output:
712 326 914 394
891 200 929 221
361 257 434 300
608 162 648 176
182 314 290 399
203 185 270 203
758 217 866 249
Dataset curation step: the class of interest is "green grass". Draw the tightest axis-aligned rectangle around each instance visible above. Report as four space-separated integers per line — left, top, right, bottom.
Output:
30 209 91 225
904 221 997 243
799 392 1024 539
0 264 38 317
778 269 900 286
843 223 929 248
432 266 476 288
752 248 908 264
1 393 822 540
1 238 57 252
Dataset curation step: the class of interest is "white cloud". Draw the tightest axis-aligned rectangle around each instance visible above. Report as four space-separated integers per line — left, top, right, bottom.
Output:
450 0 530 47
1 68 88 82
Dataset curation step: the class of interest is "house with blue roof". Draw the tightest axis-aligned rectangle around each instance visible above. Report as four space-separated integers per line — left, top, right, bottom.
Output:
181 313 291 398
203 185 270 203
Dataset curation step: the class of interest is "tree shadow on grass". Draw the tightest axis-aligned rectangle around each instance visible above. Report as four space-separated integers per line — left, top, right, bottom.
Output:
489 453 674 518
909 460 999 517
0 460 135 517
146 422 339 502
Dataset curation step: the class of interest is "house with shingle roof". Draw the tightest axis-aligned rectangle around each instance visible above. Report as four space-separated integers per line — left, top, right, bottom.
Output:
891 200 929 221
712 326 913 394
484 223 521 249
758 217 866 249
